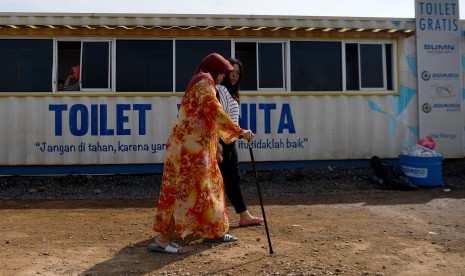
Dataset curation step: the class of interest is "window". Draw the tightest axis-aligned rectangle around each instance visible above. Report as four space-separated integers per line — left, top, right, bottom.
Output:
258 43 285 89
346 43 394 91
175 40 231 92
0 39 53 92
116 40 173 92
56 40 112 92
235 42 286 91
57 41 80 91
385 44 394 91
0 38 395 94
345 43 359 91
290 41 342 91
235 42 257 90
81 41 111 90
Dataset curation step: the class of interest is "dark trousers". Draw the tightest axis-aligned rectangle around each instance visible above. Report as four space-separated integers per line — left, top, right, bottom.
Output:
219 139 247 214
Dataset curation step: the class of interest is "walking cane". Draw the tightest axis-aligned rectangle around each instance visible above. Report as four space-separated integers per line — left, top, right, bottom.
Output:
247 140 274 255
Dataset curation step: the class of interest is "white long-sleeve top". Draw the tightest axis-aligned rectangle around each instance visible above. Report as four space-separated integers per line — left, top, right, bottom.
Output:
217 84 239 124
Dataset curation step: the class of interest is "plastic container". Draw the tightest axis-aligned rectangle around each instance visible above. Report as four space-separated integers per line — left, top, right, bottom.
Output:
399 154 443 187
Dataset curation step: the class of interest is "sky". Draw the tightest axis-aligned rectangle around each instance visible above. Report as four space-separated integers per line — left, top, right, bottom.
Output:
1 0 465 19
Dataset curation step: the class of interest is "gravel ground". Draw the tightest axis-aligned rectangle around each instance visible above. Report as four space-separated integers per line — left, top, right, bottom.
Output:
1 159 464 201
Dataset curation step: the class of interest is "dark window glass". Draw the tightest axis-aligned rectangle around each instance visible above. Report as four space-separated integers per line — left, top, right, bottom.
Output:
258 43 284 88
360 44 383 88
0 39 53 92
57 41 81 90
175 40 230 92
235 42 257 90
345 43 359 90
116 40 173 92
290 41 342 91
385 44 393 90
82 42 110 89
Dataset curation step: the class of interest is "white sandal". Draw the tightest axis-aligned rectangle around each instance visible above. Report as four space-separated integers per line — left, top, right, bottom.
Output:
148 241 188 254
204 234 238 243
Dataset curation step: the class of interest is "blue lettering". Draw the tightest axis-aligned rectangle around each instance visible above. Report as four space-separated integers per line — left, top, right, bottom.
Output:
239 103 296 134
99 105 114 136
49 104 67 136
259 103 276 134
116 104 131 135
133 104 151 135
48 104 151 136
278 104 295 133
419 2 457 16
91 105 98 135
250 103 257 133
239 104 248 129
424 44 454 51
420 17 459 31
69 104 88 136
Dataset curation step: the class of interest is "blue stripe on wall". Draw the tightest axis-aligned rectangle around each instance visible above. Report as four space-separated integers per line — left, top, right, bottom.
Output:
0 160 379 175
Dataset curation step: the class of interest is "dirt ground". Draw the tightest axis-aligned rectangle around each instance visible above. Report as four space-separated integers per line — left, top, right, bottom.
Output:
1 189 465 276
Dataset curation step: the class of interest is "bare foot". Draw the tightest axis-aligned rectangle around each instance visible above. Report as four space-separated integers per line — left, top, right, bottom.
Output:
239 216 264 227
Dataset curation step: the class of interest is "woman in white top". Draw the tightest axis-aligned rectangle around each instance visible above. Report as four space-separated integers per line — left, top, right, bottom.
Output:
217 58 264 227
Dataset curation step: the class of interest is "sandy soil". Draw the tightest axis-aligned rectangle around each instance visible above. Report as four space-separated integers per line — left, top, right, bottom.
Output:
1 189 465 276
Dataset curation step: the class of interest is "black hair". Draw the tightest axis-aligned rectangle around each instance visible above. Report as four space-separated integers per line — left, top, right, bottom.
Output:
220 58 242 103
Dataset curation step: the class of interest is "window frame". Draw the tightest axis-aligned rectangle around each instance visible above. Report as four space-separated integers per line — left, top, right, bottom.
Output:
0 37 396 95
174 38 231 92
80 40 113 92
54 38 115 94
289 39 344 92
359 43 386 91
287 38 397 94
115 38 174 93
343 40 397 93
256 41 287 91
232 39 288 92
0 37 53 93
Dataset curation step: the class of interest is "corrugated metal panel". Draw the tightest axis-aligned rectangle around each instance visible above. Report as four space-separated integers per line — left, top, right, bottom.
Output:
0 93 419 166
235 95 416 162
0 12 416 32
0 96 181 165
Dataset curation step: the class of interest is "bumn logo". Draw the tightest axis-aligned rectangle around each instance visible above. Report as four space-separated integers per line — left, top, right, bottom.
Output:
421 71 431 81
422 103 432 113
424 44 454 51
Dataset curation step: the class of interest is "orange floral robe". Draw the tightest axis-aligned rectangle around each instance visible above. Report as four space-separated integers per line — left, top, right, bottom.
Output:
154 77 244 239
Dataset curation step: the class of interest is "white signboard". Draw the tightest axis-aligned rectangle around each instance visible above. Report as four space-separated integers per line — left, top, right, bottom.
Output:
0 95 409 167
0 96 312 165
415 0 464 157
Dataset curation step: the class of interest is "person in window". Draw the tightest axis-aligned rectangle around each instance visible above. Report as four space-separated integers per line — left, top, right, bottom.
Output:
64 66 80 91
217 58 264 227
150 53 255 254
57 79 65 91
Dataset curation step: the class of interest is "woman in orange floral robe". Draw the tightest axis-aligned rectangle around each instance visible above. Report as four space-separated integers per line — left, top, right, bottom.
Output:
152 53 254 253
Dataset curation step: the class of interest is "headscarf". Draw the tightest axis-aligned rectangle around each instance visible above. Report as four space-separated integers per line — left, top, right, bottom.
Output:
72 66 80 82
186 53 234 92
